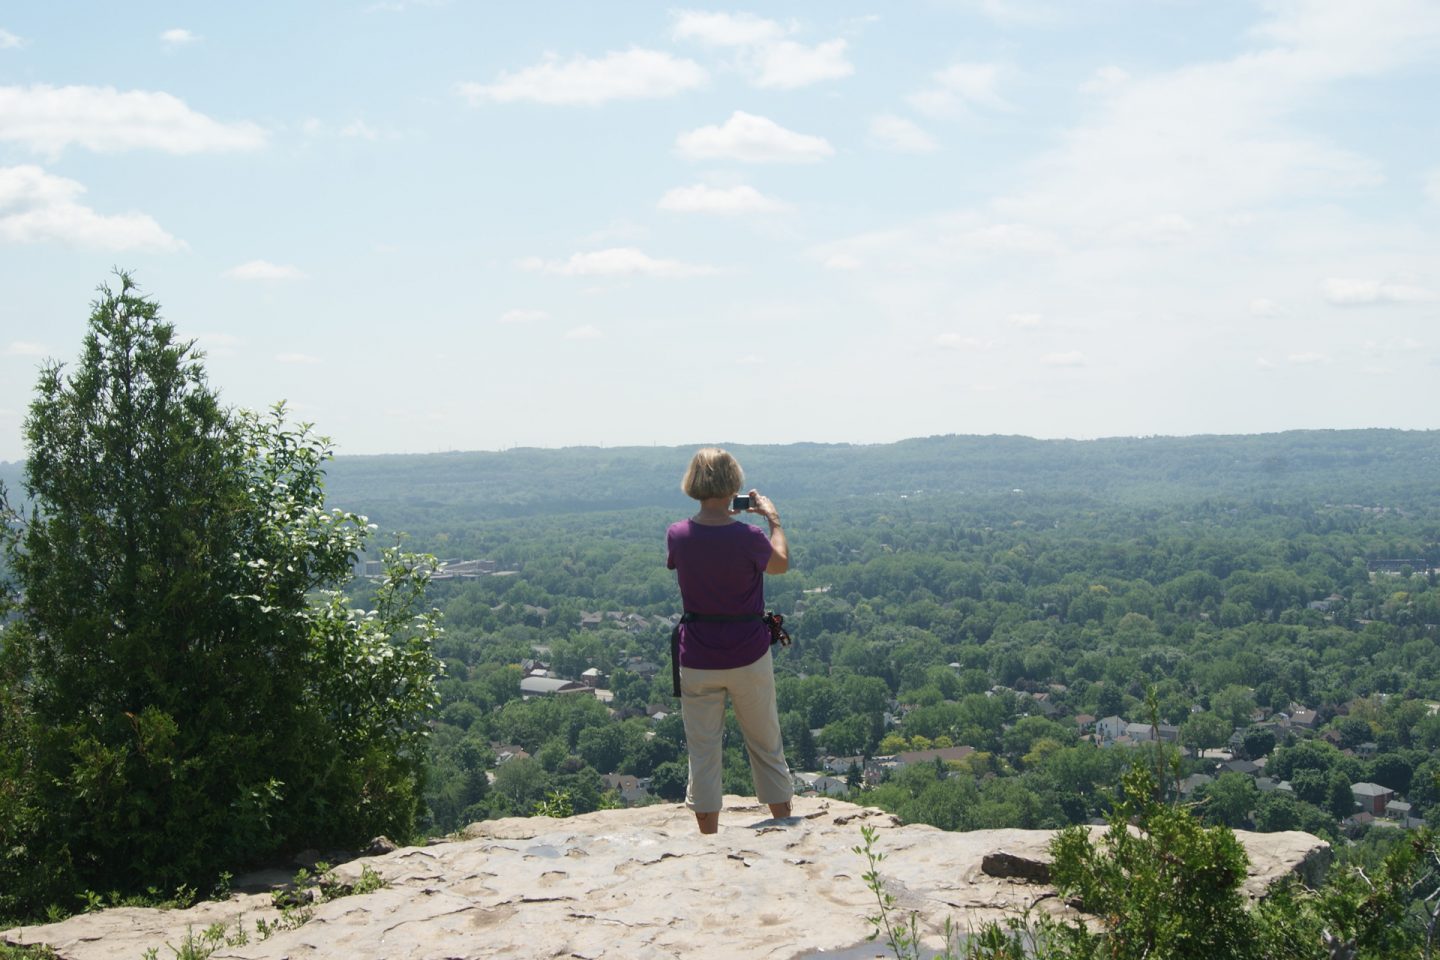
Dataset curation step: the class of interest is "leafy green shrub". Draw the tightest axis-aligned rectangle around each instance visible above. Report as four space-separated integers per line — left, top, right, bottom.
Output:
1048 763 1256 959
534 789 575 818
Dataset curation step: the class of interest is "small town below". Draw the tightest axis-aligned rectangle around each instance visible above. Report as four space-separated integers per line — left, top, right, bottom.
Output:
497 602 1433 838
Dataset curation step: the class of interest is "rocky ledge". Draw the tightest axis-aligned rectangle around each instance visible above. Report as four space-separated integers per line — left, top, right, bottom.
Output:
3 796 1330 960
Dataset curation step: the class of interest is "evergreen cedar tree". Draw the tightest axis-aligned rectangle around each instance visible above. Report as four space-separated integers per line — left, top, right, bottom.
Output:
0 274 443 916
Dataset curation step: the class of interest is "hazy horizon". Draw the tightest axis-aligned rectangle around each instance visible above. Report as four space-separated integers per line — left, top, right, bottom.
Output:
5 423 1438 471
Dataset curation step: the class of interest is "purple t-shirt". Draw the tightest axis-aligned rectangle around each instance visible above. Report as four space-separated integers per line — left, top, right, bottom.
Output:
667 519 774 670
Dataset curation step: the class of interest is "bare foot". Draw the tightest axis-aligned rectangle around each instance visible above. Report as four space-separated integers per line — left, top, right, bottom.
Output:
768 801 792 820
695 810 719 834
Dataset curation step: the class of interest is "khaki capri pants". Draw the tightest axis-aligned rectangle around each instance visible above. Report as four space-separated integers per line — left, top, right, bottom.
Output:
679 648 794 813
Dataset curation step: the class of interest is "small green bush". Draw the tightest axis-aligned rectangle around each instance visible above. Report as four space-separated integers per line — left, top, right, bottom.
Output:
1048 763 1255 959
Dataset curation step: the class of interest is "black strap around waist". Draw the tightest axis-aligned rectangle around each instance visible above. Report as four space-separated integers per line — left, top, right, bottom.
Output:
682 612 764 624
669 612 791 697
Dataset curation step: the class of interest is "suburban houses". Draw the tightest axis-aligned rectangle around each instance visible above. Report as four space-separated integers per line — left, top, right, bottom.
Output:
497 605 1428 835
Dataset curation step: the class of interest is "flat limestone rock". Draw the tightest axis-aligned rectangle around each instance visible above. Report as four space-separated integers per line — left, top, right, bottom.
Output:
1 797 1330 960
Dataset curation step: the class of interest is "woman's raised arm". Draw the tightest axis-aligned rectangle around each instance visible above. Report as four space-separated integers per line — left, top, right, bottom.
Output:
750 490 789 575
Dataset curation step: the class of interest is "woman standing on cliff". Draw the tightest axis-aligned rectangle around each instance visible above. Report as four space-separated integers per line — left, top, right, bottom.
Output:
667 447 793 834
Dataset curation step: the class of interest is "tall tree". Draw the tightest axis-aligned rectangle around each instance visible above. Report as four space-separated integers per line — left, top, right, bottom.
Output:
0 275 442 915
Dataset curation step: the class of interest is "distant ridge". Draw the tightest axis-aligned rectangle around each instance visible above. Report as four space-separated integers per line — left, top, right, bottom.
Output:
318 428 1440 523
6 429 1435 522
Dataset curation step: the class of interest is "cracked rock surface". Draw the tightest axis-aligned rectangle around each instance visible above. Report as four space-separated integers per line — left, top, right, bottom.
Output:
2 796 1329 960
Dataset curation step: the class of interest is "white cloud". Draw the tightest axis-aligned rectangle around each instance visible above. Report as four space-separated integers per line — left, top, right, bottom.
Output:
499 308 549 324
1250 298 1280 318
4 340 47 356
819 5 1440 296
276 353 322 365
520 247 717 278
225 260 306 281
457 49 706 106
1081 65 1130 94
989 4 1435 237
671 11 789 47
1248 0 1440 75
676 111 833 164
840 14 882 33
340 120 380 140
1322 278 1435 305
823 254 862 271
869 114 938 153
811 212 1063 282
960 0 1060 24
1287 352 1329 365
0 85 266 155
752 39 853 89
908 62 1010 116
1006 312 1042 328
958 222 1063 255
672 11 851 89
0 28 24 49
160 28 199 47
1040 351 1086 367
0 164 182 250
563 325 603 340
1106 214 1194 243
1256 357 1277 369
658 183 790 215
935 333 993 350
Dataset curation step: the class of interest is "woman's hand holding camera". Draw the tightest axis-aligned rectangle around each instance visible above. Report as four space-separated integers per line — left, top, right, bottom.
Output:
746 489 780 528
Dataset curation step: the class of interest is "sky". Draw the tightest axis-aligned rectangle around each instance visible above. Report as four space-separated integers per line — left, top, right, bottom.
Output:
0 1 1437 463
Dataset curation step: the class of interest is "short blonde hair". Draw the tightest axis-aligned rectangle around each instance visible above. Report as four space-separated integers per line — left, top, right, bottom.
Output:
681 447 744 500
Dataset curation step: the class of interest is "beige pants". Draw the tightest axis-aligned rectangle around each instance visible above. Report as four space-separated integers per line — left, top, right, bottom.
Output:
680 648 794 813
